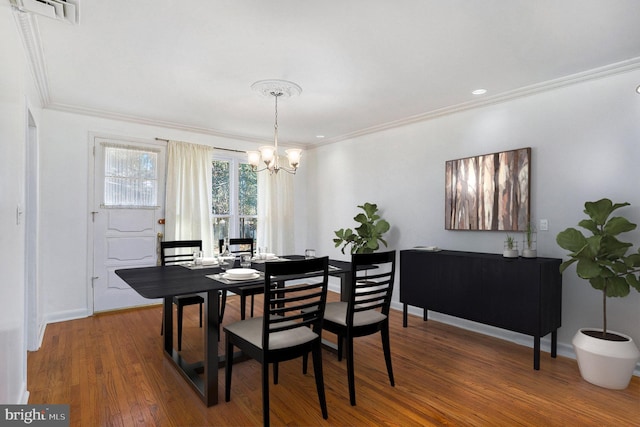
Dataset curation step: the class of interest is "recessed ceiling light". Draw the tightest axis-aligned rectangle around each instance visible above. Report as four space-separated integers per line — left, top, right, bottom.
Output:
472 89 487 95
636 84 640 94
316 135 325 139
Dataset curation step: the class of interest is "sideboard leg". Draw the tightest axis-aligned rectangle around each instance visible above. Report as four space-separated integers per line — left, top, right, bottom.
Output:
403 303 408 327
533 336 541 370
423 309 428 321
551 330 558 358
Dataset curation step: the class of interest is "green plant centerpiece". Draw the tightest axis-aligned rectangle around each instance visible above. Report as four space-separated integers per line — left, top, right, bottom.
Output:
556 198 640 389
556 199 640 338
334 202 390 254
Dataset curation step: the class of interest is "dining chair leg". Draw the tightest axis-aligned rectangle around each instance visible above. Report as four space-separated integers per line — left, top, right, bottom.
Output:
198 302 203 328
250 294 255 317
337 335 344 361
302 352 309 374
312 342 329 419
262 362 270 427
346 336 356 406
381 323 395 386
224 337 233 402
177 304 184 351
274 362 279 385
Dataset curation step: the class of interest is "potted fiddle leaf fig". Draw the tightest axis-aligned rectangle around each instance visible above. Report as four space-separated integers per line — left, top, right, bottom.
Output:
334 202 390 254
556 198 640 389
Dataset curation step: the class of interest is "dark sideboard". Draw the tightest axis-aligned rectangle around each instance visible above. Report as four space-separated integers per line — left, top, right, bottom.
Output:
400 249 562 370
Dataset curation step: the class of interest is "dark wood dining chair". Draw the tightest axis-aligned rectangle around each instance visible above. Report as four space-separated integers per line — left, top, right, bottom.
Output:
311 250 396 406
160 240 204 351
218 238 258 320
224 257 330 427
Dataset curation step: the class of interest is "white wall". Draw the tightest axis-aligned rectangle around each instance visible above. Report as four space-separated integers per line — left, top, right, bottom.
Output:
0 5 42 404
306 69 640 366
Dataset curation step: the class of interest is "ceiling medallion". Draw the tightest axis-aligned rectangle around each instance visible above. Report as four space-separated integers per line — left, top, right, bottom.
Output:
251 79 302 98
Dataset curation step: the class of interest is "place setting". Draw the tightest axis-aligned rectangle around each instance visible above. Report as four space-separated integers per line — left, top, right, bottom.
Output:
181 251 219 269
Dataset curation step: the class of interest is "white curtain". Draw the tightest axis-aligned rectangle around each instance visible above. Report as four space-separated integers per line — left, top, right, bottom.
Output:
257 159 295 255
165 141 215 256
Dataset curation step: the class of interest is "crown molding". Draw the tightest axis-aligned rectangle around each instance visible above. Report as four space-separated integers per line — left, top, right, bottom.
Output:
47 102 282 145
313 56 640 147
13 8 51 106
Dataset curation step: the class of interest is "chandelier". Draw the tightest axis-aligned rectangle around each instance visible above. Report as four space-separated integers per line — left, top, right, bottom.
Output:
247 80 302 174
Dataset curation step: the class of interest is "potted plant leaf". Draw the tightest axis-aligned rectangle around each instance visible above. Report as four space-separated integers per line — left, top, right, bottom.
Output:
556 198 640 389
334 202 390 254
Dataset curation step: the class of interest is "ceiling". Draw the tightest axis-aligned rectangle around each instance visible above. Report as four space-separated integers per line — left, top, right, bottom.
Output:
20 0 640 147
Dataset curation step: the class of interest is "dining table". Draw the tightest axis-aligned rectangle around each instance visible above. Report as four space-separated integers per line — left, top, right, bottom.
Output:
115 255 353 407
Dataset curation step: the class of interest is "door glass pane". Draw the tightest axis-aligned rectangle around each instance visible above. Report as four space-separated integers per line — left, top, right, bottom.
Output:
103 146 157 207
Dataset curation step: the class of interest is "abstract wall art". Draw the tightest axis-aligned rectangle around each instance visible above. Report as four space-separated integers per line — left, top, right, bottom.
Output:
445 147 530 231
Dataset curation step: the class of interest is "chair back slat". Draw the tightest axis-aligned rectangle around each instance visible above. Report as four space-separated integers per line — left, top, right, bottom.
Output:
347 251 396 323
160 240 203 266
262 257 329 349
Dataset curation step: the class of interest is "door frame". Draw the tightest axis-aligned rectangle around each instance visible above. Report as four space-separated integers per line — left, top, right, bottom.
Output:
87 132 167 315
24 105 40 351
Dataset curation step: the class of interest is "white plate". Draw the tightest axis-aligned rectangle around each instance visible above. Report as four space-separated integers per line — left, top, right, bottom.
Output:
222 272 261 281
254 253 277 260
225 268 259 278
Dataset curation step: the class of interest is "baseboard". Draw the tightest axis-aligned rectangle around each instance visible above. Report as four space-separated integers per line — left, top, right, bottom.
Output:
44 308 91 325
19 385 29 405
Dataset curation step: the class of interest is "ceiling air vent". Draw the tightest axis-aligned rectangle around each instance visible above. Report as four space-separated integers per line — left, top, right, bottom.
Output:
10 0 79 24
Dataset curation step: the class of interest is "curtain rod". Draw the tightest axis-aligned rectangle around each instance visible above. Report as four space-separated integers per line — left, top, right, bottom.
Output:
154 137 247 154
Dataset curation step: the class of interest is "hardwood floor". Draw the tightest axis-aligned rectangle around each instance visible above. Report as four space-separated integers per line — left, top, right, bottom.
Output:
29 292 639 426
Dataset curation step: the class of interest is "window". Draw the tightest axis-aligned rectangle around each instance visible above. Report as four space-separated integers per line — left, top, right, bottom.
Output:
212 155 257 252
103 145 158 207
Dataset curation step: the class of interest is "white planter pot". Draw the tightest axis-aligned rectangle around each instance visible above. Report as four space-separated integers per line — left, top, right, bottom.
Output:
522 248 537 258
503 249 519 258
572 328 640 389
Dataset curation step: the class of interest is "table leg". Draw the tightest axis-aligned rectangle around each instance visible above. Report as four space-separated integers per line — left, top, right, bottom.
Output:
340 272 352 302
204 289 219 406
163 297 173 354
163 291 220 407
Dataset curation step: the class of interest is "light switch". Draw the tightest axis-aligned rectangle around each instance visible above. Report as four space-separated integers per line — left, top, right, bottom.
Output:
540 219 549 231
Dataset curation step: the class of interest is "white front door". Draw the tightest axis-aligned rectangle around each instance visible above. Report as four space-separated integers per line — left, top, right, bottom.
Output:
91 136 166 312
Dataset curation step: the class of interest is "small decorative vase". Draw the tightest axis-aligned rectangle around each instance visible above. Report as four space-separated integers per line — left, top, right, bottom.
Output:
522 232 537 258
503 241 518 258
572 328 640 389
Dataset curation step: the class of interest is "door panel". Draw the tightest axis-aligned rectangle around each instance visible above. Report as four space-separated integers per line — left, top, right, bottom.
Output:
92 137 165 312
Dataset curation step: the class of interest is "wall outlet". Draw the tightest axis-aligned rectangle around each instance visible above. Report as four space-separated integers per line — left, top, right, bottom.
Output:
540 219 549 231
